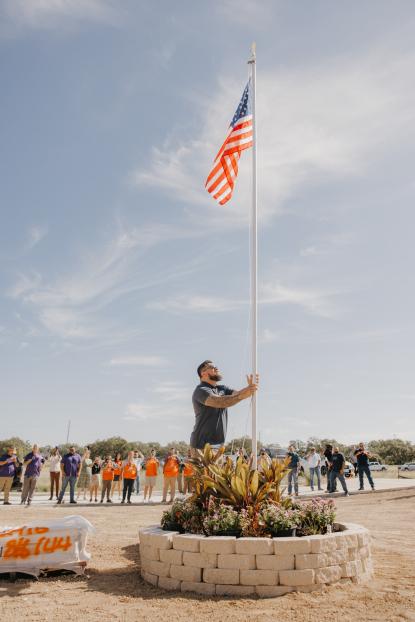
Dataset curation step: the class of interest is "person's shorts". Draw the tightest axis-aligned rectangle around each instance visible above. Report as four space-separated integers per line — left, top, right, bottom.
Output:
145 475 157 486
91 474 100 486
113 474 120 482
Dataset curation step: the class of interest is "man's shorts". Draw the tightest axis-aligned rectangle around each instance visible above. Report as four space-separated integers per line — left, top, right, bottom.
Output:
145 475 157 486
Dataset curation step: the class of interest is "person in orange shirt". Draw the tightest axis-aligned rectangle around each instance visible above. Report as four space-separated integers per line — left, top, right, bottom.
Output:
121 451 137 504
143 449 159 503
101 456 115 503
111 452 123 499
162 447 180 504
183 448 194 494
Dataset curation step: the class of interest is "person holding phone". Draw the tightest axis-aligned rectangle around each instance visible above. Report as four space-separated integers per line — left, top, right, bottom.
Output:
0 446 18 505
21 444 44 505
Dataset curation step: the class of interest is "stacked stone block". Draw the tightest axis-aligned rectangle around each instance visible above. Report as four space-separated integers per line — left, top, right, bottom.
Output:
139 522 372 598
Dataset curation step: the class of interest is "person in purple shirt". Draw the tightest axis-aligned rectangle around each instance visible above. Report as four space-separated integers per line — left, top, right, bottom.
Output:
0 446 18 505
21 444 44 506
57 446 81 504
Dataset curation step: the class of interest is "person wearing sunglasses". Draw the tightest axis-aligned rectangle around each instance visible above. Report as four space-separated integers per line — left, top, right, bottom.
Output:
190 360 259 451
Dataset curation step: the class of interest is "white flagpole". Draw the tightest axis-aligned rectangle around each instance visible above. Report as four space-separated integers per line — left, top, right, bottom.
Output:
248 43 258 469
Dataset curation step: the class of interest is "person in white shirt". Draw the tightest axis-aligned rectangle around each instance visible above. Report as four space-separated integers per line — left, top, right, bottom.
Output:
306 447 323 492
48 447 61 501
133 450 144 495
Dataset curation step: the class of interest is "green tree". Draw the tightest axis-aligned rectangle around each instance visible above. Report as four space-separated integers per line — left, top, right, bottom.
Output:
367 439 415 465
0 437 31 460
87 437 131 459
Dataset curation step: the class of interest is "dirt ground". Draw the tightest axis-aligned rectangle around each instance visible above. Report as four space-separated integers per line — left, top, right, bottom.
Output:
1 489 415 622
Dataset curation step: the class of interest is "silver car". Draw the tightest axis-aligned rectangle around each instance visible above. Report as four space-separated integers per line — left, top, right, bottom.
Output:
399 463 415 471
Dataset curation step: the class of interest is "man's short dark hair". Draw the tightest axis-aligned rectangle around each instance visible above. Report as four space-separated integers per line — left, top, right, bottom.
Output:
197 360 212 378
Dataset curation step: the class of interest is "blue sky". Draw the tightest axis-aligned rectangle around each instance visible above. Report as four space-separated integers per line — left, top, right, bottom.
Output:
1 0 415 447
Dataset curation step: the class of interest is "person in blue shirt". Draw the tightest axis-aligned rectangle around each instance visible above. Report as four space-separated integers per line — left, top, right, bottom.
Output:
286 444 300 496
0 446 18 505
21 444 44 505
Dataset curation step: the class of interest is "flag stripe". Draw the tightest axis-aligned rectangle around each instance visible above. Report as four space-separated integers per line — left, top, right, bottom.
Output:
205 81 253 205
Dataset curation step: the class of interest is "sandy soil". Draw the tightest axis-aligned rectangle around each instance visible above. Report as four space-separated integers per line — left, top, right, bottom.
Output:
1 489 415 622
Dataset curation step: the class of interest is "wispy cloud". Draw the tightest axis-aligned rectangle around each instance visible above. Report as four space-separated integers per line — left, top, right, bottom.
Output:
151 381 191 402
26 225 48 251
261 281 338 319
109 355 168 367
7 223 202 341
123 401 189 422
148 295 242 314
133 48 415 227
300 233 356 258
261 328 280 344
148 281 337 318
0 0 121 36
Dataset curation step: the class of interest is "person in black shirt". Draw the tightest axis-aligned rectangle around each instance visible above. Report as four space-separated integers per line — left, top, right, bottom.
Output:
329 447 349 496
190 360 258 450
354 442 375 491
323 444 336 493
90 456 101 503
286 445 300 496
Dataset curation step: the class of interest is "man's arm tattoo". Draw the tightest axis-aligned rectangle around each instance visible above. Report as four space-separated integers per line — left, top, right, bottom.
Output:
204 393 244 408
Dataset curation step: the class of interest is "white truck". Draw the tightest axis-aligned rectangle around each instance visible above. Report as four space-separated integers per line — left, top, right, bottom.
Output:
368 461 387 471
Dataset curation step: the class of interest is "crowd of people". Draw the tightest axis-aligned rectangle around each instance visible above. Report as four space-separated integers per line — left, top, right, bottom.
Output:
0 444 194 506
0 441 376 506
284 442 376 497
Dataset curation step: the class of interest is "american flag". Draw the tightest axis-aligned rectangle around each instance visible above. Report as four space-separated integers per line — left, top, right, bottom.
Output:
205 80 253 205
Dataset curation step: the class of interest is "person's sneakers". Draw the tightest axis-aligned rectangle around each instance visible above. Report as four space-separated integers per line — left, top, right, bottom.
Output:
95 498 98 502
127 500 132 504
20 500 25 505
344 492 350 496
70 500 77 504
107 499 112 503
27 500 31 505
121 500 125 504
3 501 11 505
358 487 364 491
89 497 93 503
56 499 62 504
371 487 375 491
100 499 103 503
48 496 53 500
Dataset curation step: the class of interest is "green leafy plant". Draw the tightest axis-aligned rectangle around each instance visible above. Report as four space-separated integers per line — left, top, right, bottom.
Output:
293 498 336 536
161 498 204 534
190 444 290 511
260 505 300 536
202 499 241 536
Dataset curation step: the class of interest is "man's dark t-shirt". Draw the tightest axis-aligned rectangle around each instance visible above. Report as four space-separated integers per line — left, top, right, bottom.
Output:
190 382 234 449
331 452 345 472
354 449 369 467
287 452 300 469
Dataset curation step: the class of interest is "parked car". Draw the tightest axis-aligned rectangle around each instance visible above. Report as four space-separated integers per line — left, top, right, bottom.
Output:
369 461 387 471
343 461 354 478
399 463 415 471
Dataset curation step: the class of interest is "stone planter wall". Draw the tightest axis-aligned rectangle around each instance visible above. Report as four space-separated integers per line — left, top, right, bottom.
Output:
139 522 372 597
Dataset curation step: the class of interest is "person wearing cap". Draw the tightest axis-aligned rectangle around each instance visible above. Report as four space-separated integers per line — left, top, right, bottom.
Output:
190 360 259 451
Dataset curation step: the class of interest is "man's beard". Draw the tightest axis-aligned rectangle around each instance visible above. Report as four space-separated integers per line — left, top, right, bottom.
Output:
208 372 222 382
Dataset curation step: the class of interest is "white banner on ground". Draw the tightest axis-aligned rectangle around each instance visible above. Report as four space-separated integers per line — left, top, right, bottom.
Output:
0 515 95 577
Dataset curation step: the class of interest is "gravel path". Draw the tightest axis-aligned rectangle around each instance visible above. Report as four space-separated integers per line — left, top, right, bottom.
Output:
1 488 414 621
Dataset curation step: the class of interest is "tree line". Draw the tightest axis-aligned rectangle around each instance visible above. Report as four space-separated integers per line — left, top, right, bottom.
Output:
1 436 415 465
